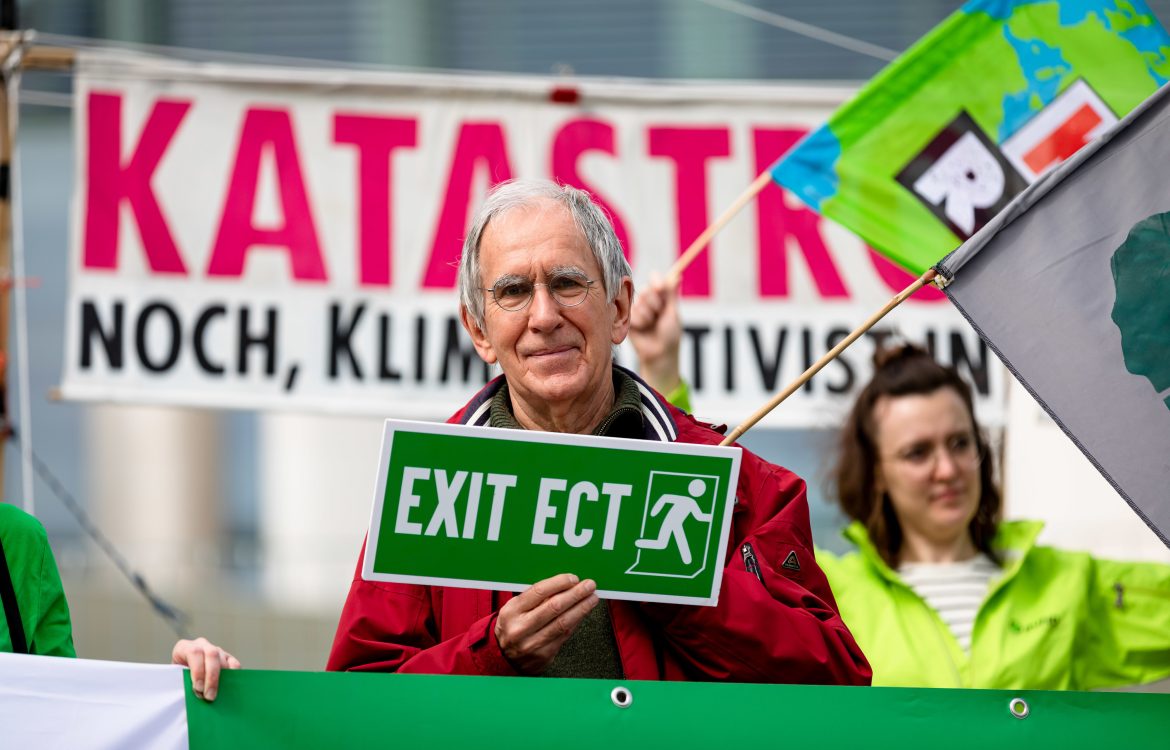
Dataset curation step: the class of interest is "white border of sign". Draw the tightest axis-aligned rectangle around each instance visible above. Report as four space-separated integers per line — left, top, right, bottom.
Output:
362 418 743 606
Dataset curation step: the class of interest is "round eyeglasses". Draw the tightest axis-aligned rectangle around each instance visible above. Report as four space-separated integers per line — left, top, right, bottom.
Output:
482 272 596 312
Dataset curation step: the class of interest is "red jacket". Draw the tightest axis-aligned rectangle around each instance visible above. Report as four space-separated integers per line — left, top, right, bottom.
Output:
327 369 871 685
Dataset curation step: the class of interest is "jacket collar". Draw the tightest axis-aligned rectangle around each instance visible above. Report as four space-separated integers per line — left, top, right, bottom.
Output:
455 364 678 443
843 519 1045 584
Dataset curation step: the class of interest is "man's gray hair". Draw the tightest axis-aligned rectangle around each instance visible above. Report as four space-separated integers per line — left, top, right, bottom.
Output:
458 179 633 327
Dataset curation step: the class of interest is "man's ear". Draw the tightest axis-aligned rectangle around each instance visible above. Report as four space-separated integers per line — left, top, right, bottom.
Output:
610 276 634 345
460 305 498 365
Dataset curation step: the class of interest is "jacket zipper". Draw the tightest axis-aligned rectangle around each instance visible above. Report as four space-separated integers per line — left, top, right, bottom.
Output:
925 598 965 687
1113 582 1170 609
594 406 642 438
741 543 764 586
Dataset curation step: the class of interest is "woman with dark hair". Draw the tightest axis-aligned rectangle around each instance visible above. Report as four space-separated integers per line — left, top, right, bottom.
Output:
629 283 1170 690
831 344 1000 569
818 343 1170 689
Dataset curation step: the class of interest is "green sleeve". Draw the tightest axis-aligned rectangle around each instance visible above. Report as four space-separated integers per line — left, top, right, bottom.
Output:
32 537 76 657
1075 557 1170 690
664 380 692 413
813 547 865 617
1 505 75 656
814 547 845 585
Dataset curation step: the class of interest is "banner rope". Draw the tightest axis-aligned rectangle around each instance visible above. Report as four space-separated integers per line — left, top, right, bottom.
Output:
4 427 190 638
27 31 494 75
690 0 899 62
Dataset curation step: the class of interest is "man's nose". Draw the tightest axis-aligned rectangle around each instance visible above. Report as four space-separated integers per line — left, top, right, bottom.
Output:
527 285 563 329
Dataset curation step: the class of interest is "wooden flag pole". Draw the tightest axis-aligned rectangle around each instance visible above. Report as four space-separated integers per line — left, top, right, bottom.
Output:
719 268 938 447
21 45 74 70
666 171 772 284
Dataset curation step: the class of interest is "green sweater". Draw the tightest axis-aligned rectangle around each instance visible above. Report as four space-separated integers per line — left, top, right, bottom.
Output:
0 503 75 656
818 520 1170 689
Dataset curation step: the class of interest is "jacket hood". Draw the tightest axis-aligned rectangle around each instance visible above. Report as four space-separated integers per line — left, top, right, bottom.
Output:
842 519 1045 582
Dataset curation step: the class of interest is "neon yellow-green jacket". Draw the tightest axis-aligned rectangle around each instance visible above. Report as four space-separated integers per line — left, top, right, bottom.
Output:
817 520 1170 690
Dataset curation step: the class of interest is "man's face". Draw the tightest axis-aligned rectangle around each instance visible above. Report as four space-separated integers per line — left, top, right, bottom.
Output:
461 200 632 421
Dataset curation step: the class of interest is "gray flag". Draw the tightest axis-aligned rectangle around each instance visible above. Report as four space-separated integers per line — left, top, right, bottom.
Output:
937 83 1170 548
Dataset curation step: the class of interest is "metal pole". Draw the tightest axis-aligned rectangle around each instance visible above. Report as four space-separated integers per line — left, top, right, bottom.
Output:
0 1 15 32
0 30 15 500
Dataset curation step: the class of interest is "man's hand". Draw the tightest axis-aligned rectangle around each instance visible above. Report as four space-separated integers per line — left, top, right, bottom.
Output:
172 637 241 702
629 273 682 395
494 573 599 674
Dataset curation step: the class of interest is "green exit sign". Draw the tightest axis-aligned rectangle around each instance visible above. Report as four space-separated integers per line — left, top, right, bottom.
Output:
364 420 741 605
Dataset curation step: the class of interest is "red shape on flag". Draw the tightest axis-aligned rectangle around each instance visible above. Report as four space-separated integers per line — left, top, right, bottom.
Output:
1022 104 1103 175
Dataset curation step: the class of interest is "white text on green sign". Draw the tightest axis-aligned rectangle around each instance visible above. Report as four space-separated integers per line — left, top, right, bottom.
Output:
363 420 741 605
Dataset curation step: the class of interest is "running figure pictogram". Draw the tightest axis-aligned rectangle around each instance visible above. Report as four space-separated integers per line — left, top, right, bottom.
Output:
634 479 713 565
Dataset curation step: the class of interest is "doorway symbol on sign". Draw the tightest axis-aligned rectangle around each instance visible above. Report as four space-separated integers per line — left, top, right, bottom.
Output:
626 472 720 580
634 478 713 565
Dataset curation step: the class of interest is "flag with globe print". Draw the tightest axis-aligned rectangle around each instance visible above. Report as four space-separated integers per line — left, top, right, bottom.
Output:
1110 211 1170 412
936 81 1170 549
772 0 1170 274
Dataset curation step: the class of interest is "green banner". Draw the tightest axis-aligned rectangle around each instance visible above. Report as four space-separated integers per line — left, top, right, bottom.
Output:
772 0 1170 274
365 420 741 604
186 670 1170 749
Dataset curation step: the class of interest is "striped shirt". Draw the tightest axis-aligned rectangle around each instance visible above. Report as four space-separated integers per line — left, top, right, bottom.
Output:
898 554 1000 652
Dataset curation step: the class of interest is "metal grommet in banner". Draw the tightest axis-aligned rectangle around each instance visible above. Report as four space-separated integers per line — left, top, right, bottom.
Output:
610 685 633 708
1009 698 1029 719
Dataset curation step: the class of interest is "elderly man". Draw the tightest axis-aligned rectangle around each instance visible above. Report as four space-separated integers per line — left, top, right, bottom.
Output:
327 180 870 684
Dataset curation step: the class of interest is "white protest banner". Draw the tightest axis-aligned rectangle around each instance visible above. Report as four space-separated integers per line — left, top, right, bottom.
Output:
0 653 188 749
64 49 1005 426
